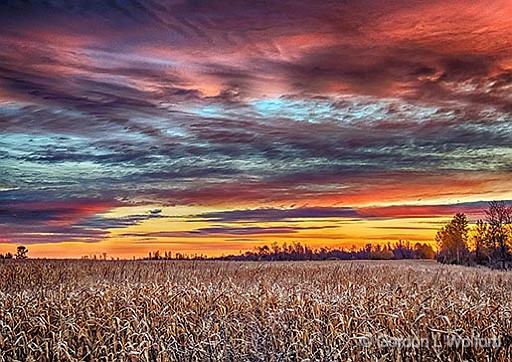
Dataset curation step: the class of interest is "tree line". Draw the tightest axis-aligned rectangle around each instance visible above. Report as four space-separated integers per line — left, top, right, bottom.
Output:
0 246 29 260
436 201 512 269
7 200 511 269
216 241 435 261
142 240 435 261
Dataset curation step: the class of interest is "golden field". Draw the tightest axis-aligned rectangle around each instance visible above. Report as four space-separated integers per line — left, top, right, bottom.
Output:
0 260 511 361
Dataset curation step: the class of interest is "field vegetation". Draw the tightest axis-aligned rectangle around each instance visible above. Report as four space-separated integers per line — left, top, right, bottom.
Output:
0 259 511 361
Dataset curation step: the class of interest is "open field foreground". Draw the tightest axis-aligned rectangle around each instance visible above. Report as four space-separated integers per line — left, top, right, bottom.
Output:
0 260 511 361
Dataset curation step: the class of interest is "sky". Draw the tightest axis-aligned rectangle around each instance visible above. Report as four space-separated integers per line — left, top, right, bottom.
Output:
1 0 512 258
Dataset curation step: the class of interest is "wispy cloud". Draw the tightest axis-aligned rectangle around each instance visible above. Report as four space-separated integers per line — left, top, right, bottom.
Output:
194 202 493 223
1 0 512 253
0 200 165 244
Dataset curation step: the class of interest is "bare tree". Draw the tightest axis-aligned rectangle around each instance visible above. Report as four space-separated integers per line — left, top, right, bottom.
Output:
473 219 488 264
485 201 512 268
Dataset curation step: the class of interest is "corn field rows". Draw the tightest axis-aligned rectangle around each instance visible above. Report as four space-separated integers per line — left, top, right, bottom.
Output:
0 260 511 361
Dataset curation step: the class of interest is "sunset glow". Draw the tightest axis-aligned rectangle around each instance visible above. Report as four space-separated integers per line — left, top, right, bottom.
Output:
1 0 512 258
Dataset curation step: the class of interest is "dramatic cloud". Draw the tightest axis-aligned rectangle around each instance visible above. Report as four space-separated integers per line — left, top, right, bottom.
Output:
1 0 512 255
0 200 165 244
196 207 360 223
121 225 337 238
194 202 493 223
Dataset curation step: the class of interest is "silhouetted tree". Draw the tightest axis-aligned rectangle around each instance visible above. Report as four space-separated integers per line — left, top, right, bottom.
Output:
485 201 512 268
15 245 28 259
434 202 512 268
473 219 489 264
214 241 435 261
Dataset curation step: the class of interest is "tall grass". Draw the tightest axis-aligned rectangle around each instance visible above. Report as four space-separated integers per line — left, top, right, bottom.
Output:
0 260 511 361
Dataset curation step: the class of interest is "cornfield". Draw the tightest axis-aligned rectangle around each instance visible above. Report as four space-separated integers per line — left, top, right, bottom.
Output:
0 260 511 361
